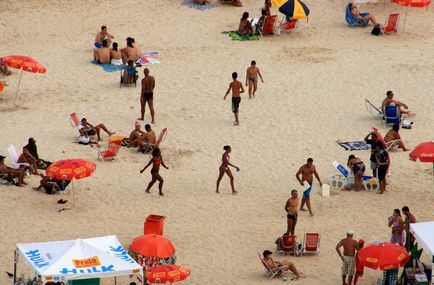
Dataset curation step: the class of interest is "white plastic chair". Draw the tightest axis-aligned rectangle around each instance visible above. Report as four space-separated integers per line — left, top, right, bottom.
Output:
7 145 29 170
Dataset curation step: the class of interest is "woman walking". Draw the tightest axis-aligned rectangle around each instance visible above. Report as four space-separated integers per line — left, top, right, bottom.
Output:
140 148 169 196
216 145 240 194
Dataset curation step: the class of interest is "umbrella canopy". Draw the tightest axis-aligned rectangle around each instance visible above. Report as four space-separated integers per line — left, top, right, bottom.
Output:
146 264 191 284
271 0 309 20
357 242 410 270
1 55 46 73
46 158 96 181
0 82 4 93
130 234 175 259
409 142 434 162
392 0 431 7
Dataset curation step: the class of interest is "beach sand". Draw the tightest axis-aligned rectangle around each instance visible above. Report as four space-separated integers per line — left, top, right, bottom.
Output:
0 0 434 284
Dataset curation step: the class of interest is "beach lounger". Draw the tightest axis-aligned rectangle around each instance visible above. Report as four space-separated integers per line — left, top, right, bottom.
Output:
365 99 383 121
302 233 320 255
276 235 297 256
279 17 298 33
384 105 401 126
97 140 121 162
329 161 379 191
0 173 16 185
345 3 370 27
7 145 30 171
372 127 400 151
259 15 278 37
384 13 400 34
257 252 285 279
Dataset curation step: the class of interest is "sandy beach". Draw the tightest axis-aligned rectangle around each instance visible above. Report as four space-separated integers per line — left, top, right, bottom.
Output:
1 0 434 284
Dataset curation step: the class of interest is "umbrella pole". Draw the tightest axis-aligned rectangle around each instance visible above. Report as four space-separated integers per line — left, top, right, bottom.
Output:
72 180 75 208
13 250 17 284
402 6 408 34
14 68 24 104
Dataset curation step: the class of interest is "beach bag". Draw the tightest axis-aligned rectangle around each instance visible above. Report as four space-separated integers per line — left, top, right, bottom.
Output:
371 24 382 36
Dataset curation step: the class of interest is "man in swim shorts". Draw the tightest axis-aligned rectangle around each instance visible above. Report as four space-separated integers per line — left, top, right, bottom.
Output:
95 25 114 48
224 72 244 126
285 189 298 235
245 60 264 99
139 68 156 123
295 158 322 217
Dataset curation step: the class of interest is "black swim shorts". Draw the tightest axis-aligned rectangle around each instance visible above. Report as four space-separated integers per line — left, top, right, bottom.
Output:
232 97 241 113
287 213 297 221
142 92 153 101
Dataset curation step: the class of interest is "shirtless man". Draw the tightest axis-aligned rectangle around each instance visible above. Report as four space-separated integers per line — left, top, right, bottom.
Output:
79 118 115 141
245 60 264 99
224 72 244 126
402 206 416 251
121 38 140 63
95 25 114 48
263 250 303 280
138 124 157 153
93 39 110 64
128 122 146 148
381 90 412 115
295 158 322 217
0 155 26 187
336 231 359 285
139 68 156 123
285 190 298 235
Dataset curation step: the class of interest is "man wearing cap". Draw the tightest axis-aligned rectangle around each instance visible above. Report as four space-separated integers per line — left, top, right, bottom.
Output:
336 230 359 285
262 250 302 280
0 155 26 186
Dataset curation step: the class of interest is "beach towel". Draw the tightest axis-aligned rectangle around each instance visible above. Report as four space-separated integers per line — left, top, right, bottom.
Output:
137 52 160 65
222 31 259 41
91 61 126 72
181 0 218 10
337 141 371 151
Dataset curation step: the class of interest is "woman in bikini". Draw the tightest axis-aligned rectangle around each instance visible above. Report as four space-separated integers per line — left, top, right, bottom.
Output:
216 145 239 194
140 148 169 196
347 154 365 192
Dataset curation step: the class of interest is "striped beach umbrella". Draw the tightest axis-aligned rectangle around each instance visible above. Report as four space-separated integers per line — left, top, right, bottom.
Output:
271 0 310 20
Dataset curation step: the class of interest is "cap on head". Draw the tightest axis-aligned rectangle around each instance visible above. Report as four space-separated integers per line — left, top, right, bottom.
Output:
263 250 273 256
347 230 354 236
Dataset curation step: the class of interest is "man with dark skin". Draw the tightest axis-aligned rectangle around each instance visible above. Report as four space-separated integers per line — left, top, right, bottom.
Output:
224 72 244 126
402 206 417 251
93 39 110 64
79 118 115 141
364 131 382 177
295 158 322 217
336 231 359 285
138 68 156 123
285 190 298 235
0 155 26 186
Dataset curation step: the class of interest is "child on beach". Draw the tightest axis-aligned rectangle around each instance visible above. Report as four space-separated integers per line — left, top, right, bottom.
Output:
224 72 244 126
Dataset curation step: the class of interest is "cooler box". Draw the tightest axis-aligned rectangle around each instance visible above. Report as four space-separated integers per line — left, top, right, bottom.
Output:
144 215 166 235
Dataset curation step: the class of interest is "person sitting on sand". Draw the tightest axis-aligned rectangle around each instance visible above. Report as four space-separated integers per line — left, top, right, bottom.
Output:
0 58 11 75
0 155 26 187
94 39 111 64
384 124 409 151
95 25 114 48
79 118 115 141
121 38 141 63
239 12 253 35
348 2 381 27
262 250 303 280
347 155 365 191
128 122 146 149
110 42 123 66
381 90 412 115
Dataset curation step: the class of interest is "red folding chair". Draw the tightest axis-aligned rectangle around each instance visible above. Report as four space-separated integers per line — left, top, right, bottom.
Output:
260 15 278 36
280 19 298 32
98 140 121 161
384 13 400 34
302 233 320 255
276 235 297 256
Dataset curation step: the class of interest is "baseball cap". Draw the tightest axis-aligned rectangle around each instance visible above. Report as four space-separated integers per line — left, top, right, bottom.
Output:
347 230 354 236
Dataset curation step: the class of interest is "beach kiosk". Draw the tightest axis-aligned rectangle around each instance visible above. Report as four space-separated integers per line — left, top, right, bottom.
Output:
410 221 434 285
14 235 143 285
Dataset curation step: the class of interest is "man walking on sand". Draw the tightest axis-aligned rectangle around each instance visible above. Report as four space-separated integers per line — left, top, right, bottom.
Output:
295 158 322 217
336 230 359 285
245 60 264 99
138 68 156 123
285 190 298 235
224 72 244 126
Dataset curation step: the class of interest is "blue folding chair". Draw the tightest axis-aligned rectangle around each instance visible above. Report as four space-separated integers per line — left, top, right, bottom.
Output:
384 105 401 125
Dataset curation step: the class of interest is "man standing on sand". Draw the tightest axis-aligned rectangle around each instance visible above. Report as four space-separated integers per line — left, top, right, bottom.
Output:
138 68 156 124
402 206 417 251
285 190 298 235
336 230 359 285
245 60 264 99
295 158 322 217
224 72 244 126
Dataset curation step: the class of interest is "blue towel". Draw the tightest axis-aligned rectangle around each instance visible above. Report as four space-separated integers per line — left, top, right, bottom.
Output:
345 4 369 27
91 61 126 72
181 0 218 10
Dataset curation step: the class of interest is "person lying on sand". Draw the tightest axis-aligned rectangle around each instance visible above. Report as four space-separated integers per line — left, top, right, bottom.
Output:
93 39 111 64
79 118 115 141
0 155 26 187
238 12 253 35
95 25 114 48
263 250 303 280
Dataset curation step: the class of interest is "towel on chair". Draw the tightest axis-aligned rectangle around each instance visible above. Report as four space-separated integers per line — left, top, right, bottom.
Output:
337 141 371 151
222 31 259 41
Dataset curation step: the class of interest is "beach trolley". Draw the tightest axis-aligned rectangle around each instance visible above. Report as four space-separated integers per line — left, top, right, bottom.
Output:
409 221 434 284
13 235 144 285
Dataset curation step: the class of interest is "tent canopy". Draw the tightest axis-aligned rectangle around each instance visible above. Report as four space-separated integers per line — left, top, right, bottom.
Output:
410 221 434 256
17 235 142 282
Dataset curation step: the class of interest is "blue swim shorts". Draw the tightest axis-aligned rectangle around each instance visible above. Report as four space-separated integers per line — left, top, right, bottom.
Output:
303 186 312 199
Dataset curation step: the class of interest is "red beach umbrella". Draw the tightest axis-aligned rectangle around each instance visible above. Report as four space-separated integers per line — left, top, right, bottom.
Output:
130 234 175 259
357 242 409 270
392 0 431 32
409 141 434 184
146 264 191 284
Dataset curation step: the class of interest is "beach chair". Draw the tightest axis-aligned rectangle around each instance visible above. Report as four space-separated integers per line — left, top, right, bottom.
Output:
384 13 400 34
257 252 285 279
120 66 138 88
0 173 16 185
7 145 30 171
365 99 383 121
329 161 379 191
384 105 401 126
259 15 278 36
97 140 121 161
302 233 320 255
372 127 400 151
345 3 369 27
276 235 297 256
279 18 298 33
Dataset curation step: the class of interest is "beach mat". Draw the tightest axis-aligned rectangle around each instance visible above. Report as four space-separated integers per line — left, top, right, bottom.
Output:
181 0 218 10
337 141 371 151
91 61 125 72
222 31 259 41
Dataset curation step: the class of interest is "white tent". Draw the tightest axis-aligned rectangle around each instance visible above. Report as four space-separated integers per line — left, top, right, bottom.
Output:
15 235 143 284
410 221 434 283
